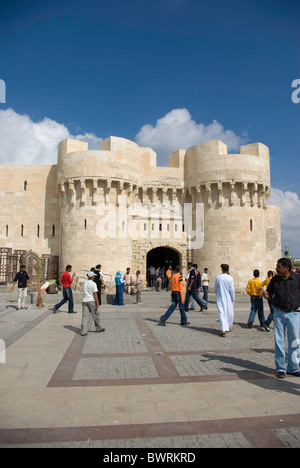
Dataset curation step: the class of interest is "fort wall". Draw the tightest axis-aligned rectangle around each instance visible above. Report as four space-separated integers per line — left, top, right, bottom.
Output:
0 136 281 290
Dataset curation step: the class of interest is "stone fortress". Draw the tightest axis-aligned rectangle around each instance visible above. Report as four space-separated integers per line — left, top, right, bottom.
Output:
0 136 281 291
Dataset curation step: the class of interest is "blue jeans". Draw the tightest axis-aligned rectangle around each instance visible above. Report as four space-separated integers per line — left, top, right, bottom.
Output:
265 299 275 327
248 295 265 325
184 289 207 311
203 286 209 303
161 291 188 325
274 308 300 374
150 275 156 288
113 284 124 305
55 287 74 313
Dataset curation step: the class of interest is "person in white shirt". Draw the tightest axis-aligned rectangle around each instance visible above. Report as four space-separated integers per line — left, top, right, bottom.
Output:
81 271 106 336
214 264 235 337
123 267 133 294
202 268 210 303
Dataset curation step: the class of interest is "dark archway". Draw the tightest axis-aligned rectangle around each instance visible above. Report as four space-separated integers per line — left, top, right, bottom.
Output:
146 247 180 270
146 246 181 287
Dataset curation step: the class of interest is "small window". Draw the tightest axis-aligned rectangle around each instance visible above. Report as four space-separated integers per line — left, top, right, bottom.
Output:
144 223 147 231
175 224 178 232
24 180 27 191
159 223 162 231
21 224 24 238
84 219 87 230
37 224 40 238
52 225 55 237
250 219 253 232
5 225 8 237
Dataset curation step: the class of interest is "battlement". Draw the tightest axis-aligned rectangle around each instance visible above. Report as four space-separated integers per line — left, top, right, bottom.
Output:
185 140 270 189
57 137 271 200
58 138 88 155
240 142 269 159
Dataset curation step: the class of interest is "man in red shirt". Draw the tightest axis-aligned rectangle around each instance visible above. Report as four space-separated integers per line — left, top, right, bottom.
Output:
53 265 76 314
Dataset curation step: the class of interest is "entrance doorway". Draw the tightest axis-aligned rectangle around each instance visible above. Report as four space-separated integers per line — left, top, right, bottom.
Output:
146 247 180 286
147 246 180 270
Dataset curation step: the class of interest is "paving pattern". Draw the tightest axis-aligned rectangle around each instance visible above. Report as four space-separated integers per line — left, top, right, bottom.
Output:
0 289 299 448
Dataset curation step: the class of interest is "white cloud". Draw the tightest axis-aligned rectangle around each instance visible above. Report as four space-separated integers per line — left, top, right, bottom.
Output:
268 188 300 257
0 108 102 165
135 108 247 161
0 107 246 166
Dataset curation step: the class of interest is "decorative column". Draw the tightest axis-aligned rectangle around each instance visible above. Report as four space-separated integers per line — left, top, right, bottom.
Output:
217 181 223 206
58 182 65 207
205 183 212 207
105 178 111 204
152 187 158 204
127 183 133 207
68 179 75 204
142 187 148 205
230 180 237 206
251 181 258 207
162 187 168 205
117 180 125 206
241 182 248 206
92 178 98 205
80 178 86 204
171 188 177 206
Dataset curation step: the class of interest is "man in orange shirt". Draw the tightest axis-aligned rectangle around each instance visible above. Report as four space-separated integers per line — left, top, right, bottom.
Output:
166 265 172 291
160 265 189 326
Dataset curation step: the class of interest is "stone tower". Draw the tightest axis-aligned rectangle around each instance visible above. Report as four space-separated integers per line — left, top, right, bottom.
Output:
184 140 281 289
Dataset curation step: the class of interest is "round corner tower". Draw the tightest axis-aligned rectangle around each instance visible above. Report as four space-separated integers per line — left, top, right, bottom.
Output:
56 136 142 284
184 140 281 290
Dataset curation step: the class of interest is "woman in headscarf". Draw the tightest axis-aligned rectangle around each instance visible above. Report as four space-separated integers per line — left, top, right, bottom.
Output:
113 271 125 306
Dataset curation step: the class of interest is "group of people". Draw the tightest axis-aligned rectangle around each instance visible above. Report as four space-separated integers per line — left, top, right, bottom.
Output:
112 268 143 306
159 262 209 327
147 265 176 291
10 256 300 378
160 257 300 379
160 262 233 337
51 264 105 336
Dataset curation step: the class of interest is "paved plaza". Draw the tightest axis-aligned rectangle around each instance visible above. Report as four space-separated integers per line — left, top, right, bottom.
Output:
0 287 299 448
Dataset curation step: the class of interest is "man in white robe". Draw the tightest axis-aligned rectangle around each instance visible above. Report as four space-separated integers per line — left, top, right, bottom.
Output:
214 264 235 336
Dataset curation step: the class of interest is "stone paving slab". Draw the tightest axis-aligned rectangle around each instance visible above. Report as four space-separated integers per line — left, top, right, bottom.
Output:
0 289 299 449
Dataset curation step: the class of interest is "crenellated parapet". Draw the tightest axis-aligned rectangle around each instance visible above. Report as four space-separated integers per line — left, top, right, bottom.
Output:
58 175 186 209
186 179 271 209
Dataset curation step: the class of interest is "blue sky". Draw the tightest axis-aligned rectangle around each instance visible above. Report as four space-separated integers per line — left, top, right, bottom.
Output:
0 0 299 256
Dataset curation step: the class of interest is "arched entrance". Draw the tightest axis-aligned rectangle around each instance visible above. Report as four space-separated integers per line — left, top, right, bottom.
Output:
146 246 181 287
147 246 180 269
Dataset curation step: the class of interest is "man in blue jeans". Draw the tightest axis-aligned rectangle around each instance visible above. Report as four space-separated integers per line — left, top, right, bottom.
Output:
53 265 76 314
246 269 266 329
259 258 300 379
184 262 208 312
160 265 189 326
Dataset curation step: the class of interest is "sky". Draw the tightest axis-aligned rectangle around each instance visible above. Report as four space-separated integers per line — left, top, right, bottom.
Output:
0 0 299 256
